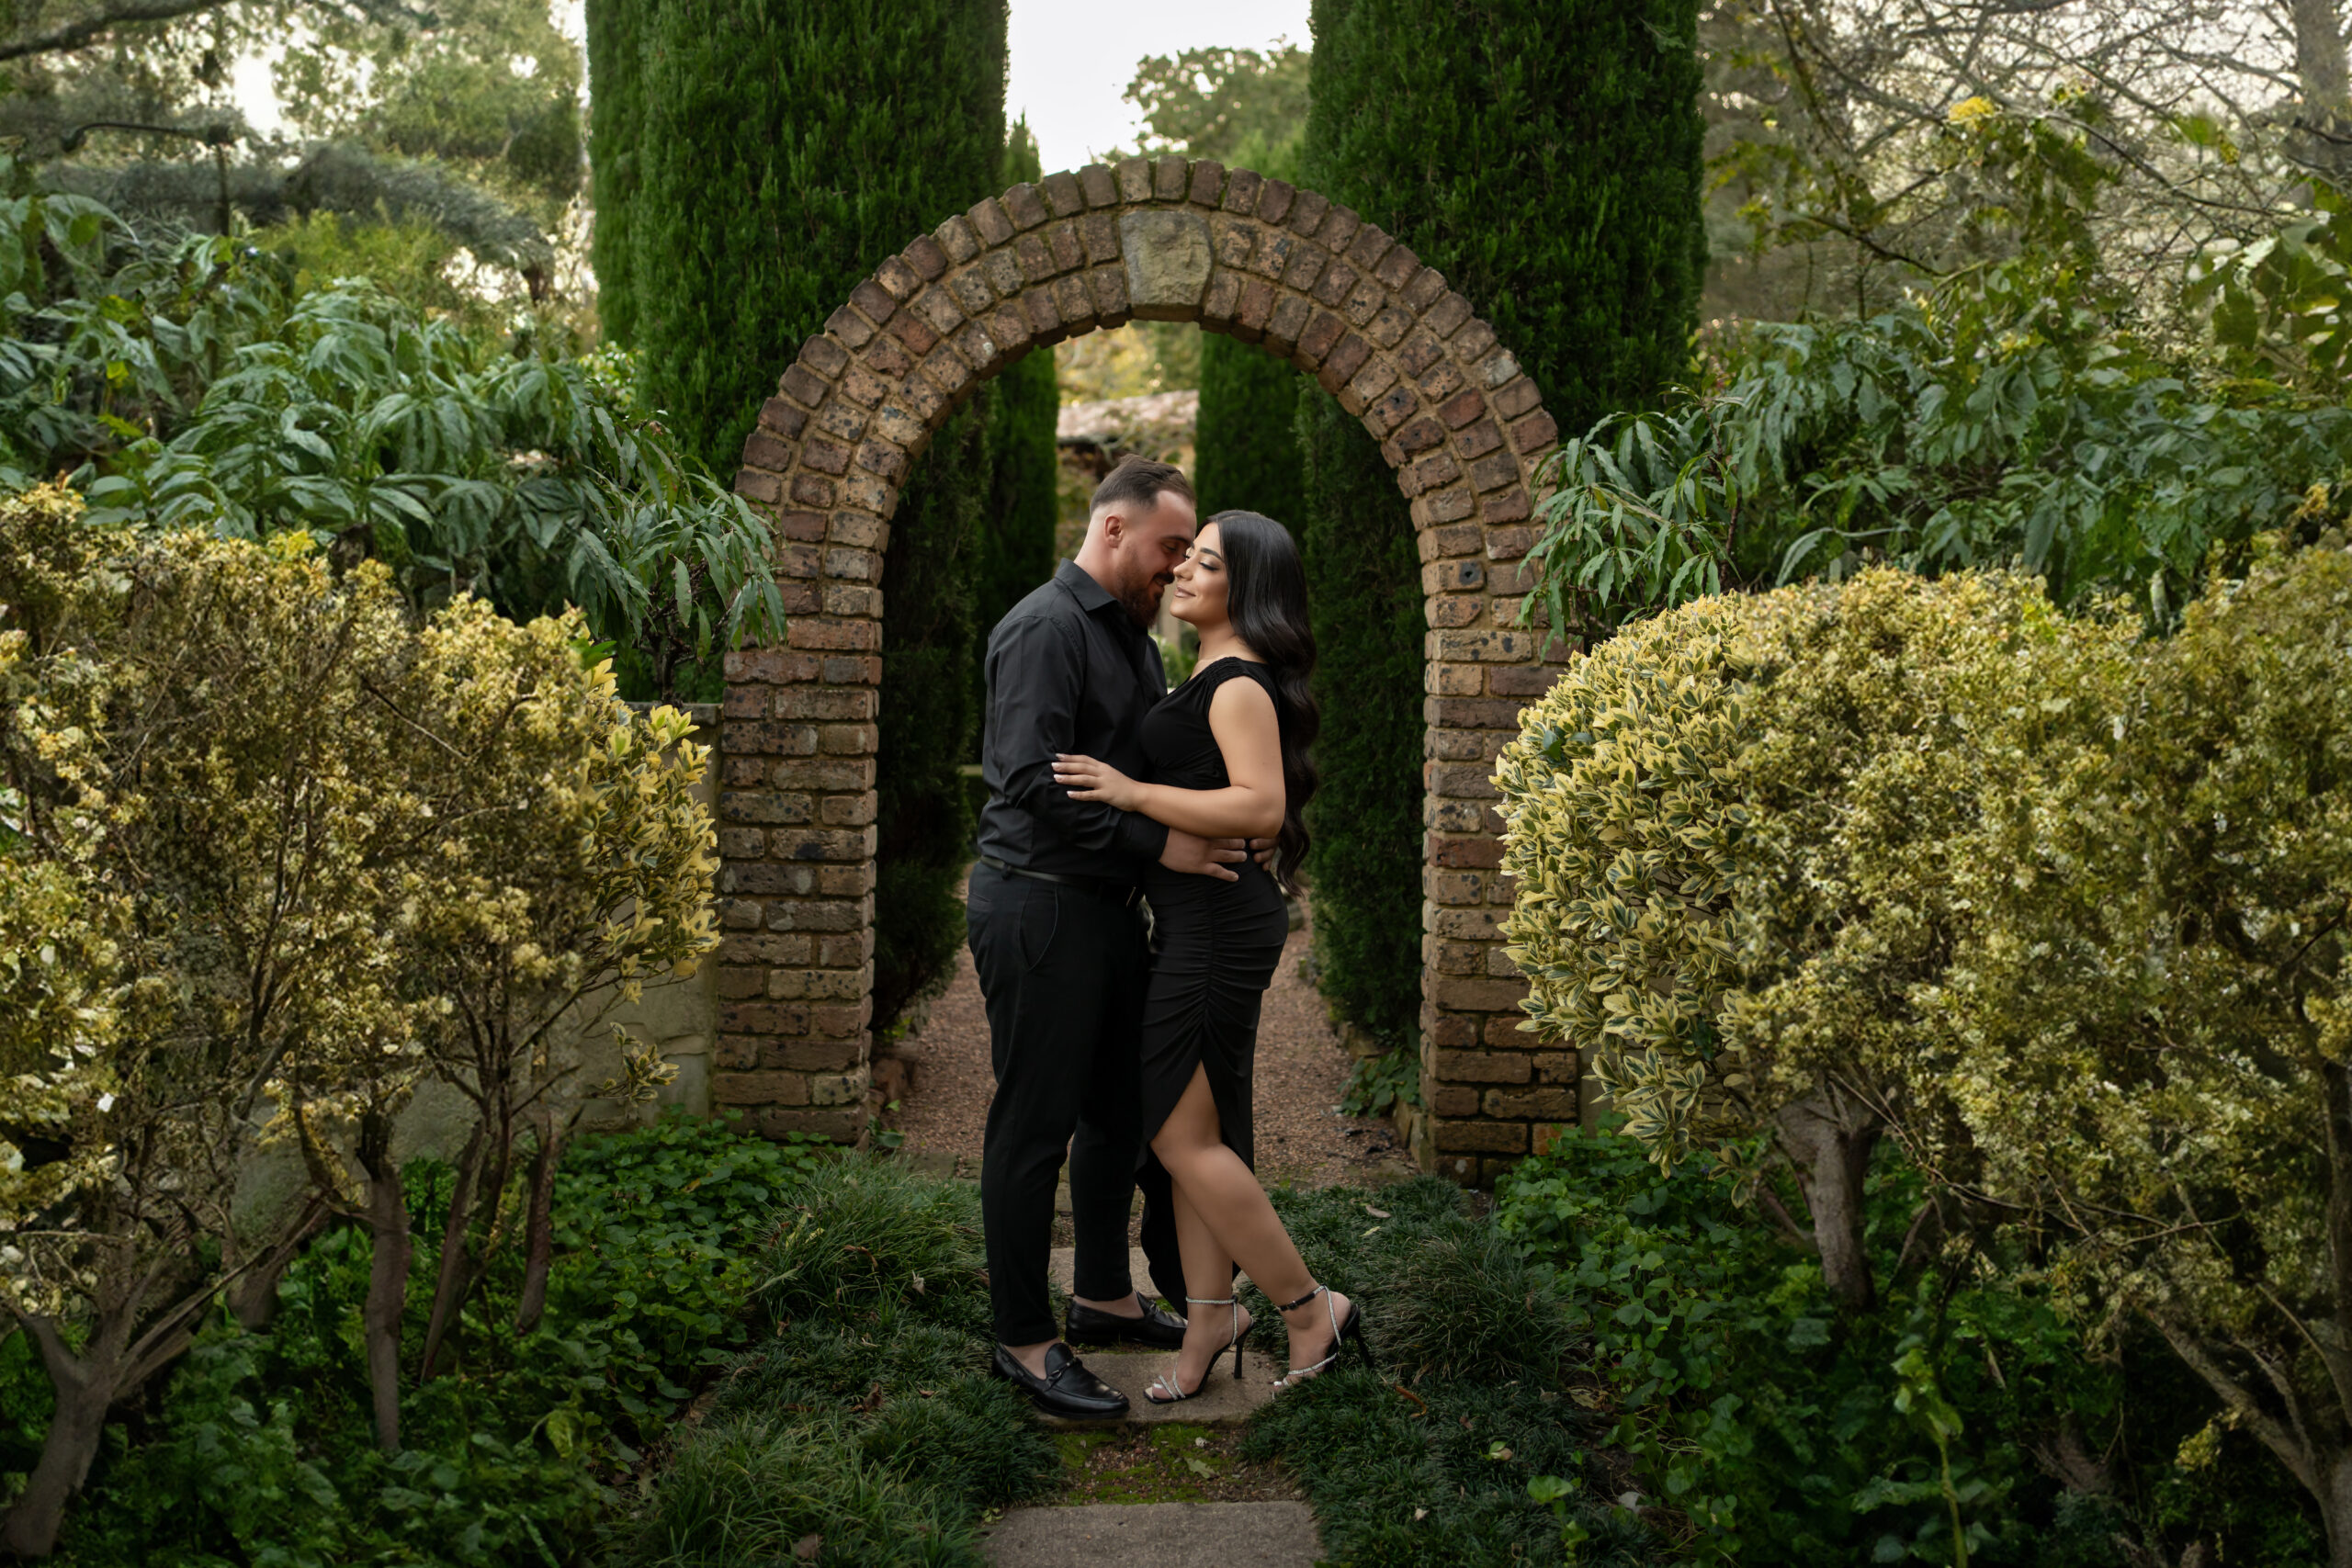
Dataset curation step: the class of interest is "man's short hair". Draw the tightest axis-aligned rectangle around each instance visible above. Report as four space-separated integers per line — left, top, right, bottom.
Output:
1090 455 1194 518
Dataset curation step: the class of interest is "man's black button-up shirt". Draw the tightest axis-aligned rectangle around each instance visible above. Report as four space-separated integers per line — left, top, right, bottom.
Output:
975 559 1170 879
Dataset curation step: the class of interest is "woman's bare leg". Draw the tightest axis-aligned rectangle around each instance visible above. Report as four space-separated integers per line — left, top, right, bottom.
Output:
1151 1065 1351 1377
1158 1182 1252 1394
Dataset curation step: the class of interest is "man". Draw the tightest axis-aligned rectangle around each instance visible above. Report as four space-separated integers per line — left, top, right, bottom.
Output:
968 455 1249 1417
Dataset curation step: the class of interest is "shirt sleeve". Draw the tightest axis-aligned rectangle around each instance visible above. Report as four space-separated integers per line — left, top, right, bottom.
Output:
987 614 1170 866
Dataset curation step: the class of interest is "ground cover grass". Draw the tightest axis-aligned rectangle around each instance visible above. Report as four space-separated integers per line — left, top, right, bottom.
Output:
616 1156 1061 1566
1238 1178 1659 1567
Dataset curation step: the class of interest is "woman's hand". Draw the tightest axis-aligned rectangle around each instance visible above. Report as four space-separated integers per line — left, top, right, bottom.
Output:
1053 753 1144 810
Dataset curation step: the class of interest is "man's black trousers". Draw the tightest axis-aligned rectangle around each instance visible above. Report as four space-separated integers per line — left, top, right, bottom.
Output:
968 863 1181 1346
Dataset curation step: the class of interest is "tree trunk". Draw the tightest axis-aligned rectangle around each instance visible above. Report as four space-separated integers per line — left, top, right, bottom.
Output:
417 1120 485 1381
228 1201 328 1332
2290 0 2352 177
0 1319 118 1559
1778 1094 1881 1314
2317 1444 2352 1568
514 1119 563 1335
356 1111 411 1454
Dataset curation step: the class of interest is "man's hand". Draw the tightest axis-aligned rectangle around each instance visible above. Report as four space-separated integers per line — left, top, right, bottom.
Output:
1249 836 1277 871
1161 828 1247 882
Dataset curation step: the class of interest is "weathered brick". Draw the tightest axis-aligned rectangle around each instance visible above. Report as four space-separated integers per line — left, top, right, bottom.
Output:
1002 182 1048 230
763 1035 863 1073
1285 187 1329 236
1469 451 1521 493
1427 830 1505 870
1432 1117 1529 1155
1042 170 1085 219
1078 164 1119 208
968 197 1014 247
1263 293 1311 356
1115 156 1153 202
1152 155 1188 200
763 897 869 932
1484 1087 1577 1120
1433 1049 1532 1085
1187 159 1225 206
1425 292 1474 338
1320 205 1362 254
714 1070 810 1108
1221 167 1261 214
1295 310 1346 367
781 364 831 410
715 1003 810 1037
1488 663 1559 698
735 468 782 505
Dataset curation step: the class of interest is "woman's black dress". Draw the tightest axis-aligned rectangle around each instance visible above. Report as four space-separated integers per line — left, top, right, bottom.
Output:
1136 657 1292 1165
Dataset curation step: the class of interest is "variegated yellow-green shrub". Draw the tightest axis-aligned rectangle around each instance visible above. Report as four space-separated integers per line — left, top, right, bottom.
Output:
0 483 718 1553
1933 542 2352 1560
1495 568 2135 1311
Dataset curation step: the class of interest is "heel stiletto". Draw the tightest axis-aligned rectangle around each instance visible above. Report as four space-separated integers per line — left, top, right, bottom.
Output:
1143 1296 1254 1404
1272 1283 1374 1389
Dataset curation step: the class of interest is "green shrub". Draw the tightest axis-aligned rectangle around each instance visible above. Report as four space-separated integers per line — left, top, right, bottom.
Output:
1493 1121 2322 1564
17 1113 820 1565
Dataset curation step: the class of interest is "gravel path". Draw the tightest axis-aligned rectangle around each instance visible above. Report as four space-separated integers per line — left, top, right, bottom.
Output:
888 873 1409 1190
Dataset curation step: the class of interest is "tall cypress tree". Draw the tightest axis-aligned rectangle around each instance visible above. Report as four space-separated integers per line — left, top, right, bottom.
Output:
1298 0 1706 1045
633 0 1008 479
583 0 648 345
634 0 1009 1034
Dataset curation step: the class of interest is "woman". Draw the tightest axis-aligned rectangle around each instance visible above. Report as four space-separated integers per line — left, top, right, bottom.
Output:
1053 510 1371 1402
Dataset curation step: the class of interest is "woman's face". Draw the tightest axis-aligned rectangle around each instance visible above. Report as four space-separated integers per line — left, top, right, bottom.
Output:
1169 522 1230 630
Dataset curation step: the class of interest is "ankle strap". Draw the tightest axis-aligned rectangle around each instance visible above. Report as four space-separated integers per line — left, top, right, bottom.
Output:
1275 1283 1327 1314
1185 1296 1237 1306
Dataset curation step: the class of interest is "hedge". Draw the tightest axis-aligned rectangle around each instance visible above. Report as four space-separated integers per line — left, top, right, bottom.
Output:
1297 0 1707 1044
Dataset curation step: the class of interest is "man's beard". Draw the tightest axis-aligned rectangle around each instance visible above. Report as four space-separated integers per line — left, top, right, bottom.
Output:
1118 572 1170 627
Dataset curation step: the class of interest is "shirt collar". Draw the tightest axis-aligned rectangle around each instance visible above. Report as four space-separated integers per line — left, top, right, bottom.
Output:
1056 558 1123 619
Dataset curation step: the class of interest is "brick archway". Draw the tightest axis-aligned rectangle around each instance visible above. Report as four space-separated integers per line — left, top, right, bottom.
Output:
716 157 1567 1183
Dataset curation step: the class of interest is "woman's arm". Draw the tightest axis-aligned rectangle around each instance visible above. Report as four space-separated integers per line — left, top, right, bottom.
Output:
1054 674 1285 840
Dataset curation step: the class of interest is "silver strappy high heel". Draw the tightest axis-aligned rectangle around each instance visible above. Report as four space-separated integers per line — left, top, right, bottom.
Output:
1272 1283 1374 1389
1144 1295 1254 1404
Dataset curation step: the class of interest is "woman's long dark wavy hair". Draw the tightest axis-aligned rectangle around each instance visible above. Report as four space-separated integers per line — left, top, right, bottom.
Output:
1210 510 1318 893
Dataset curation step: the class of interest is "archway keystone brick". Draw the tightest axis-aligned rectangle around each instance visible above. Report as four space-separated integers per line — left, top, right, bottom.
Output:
718 160 1570 1183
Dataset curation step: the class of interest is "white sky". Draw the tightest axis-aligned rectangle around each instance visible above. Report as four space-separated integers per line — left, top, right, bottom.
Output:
231 0 1312 166
1009 0 1312 173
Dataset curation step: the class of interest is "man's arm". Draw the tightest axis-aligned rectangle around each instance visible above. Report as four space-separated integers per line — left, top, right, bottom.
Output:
987 614 1170 863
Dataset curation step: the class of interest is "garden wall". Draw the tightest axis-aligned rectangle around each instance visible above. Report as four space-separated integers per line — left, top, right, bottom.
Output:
715 160 1574 1183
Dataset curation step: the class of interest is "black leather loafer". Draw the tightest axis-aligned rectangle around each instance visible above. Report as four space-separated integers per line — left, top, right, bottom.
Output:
1064 1291 1188 1350
993 1342 1130 1418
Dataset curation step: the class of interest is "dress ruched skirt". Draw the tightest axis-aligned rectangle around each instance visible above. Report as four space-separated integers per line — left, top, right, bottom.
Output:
1136 862 1291 1164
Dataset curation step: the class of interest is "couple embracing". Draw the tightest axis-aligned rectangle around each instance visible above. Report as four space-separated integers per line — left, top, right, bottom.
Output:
967 455 1372 1418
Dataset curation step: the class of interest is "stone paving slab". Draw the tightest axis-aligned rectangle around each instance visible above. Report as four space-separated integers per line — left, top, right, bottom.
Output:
984 1502 1321 1568
1032 1349 1277 1429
